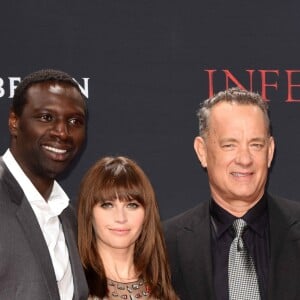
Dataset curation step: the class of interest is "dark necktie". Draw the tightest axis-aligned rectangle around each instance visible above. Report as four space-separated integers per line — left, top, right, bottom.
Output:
228 218 260 300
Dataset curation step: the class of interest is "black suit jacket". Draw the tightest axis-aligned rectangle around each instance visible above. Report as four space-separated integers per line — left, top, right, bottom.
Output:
0 158 88 299
164 194 300 300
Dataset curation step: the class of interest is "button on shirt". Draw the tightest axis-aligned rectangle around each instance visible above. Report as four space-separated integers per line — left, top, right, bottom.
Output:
211 195 270 300
3 149 74 300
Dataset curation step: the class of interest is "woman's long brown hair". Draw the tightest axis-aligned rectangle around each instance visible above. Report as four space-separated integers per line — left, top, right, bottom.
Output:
77 156 178 299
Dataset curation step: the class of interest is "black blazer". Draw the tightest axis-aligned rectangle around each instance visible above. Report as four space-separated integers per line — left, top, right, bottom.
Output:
0 158 88 300
164 194 300 300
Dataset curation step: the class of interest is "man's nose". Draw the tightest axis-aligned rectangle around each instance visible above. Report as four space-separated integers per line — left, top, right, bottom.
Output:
235 146 253 166
50 120 69 139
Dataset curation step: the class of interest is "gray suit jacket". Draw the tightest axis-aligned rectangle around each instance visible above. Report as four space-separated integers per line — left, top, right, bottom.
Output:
164 194 300 300
0 158 88 299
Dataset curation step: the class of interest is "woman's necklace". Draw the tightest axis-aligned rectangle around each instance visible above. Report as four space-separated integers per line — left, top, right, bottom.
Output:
107 278 151 299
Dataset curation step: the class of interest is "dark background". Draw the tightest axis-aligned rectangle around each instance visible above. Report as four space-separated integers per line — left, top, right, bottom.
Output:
1 1 300 219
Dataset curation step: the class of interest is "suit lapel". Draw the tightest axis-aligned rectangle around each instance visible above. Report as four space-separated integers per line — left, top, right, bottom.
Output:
60 207 88 300
0 158 59 299
16 194 60 300
177 201 214 299
268 195 300 299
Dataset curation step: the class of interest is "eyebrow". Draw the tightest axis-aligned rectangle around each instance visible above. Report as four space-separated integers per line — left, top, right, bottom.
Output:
219 137 267 143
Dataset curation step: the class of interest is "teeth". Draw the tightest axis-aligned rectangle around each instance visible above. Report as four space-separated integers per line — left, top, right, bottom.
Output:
232 172 249 177
43 145 67 154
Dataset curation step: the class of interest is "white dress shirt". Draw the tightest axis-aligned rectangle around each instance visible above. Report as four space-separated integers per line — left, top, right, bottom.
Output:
3 149 74 300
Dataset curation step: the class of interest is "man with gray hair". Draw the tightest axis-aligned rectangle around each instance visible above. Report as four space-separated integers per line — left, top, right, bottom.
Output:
164 87 300 300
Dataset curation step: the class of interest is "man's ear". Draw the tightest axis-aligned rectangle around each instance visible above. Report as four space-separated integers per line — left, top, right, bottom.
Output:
194 136 208 168
8 111 19 137
267 136 275 168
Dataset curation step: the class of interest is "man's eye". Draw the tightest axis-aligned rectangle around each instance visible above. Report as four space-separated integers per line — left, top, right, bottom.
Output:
222 144 234 149
68 117 85 127
39 114 53 122
251 143 264 150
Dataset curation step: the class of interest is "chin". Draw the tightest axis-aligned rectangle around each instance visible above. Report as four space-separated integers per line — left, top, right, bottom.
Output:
44 167 68 179
47 162 72 175
235 194 259 202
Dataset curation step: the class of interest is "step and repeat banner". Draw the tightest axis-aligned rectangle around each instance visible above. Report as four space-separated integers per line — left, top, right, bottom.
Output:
1 1 300 219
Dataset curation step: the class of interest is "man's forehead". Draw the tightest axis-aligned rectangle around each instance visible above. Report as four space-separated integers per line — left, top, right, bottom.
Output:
28 81 77 93
48 83 66 94
210 101 265 118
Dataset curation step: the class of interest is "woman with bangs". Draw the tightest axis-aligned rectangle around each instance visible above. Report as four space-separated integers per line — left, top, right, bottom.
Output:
77 156 178 300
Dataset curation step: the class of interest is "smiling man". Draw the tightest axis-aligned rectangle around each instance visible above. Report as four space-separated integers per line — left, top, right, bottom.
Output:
0 69 88 299
164 87 300 300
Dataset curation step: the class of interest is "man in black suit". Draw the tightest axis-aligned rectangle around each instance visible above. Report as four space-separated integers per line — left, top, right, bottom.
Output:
0 69 88 299
164 87 300 300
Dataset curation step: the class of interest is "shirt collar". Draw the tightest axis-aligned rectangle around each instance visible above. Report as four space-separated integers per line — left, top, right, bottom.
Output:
210 193 268 239
2 149 69 217
243 194 268 237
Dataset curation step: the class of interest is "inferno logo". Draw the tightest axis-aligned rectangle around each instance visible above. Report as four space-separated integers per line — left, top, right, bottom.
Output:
205 70 300 102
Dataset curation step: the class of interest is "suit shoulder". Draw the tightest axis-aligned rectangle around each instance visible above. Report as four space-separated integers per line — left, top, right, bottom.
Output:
0 159 23 205
164 201 209 230
268 194 300 222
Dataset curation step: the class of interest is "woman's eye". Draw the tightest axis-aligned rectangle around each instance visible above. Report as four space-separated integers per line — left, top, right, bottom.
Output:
100 202 113 209
127 202 139 209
